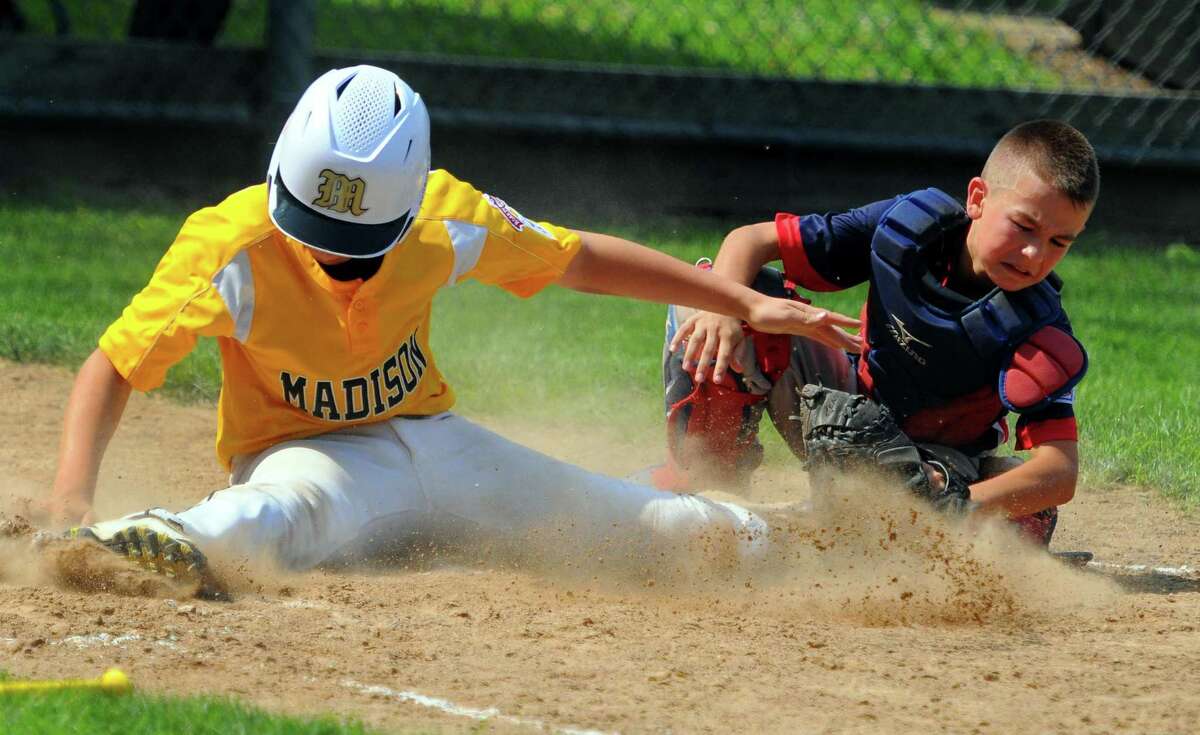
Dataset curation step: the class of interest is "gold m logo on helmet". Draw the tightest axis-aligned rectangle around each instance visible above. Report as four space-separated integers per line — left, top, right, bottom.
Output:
312 169 369 216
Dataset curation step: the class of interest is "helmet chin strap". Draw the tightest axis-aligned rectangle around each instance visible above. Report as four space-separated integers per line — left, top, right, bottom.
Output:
317 254 385 282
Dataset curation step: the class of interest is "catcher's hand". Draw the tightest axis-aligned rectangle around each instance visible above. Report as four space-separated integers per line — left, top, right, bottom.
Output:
798 385 977 514
668 310 748 385
917 458 976 514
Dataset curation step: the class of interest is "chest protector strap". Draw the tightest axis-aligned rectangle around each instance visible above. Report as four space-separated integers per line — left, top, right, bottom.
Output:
869 188 1086 415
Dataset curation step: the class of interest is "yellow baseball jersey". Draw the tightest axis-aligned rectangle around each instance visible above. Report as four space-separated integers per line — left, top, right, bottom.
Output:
100 170 581 468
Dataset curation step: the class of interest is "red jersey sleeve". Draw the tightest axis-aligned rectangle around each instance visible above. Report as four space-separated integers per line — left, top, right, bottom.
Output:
775 213 841 292
1014 394 1078 450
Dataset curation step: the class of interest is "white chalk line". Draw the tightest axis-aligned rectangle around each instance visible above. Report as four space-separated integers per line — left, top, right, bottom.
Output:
3 632 185 651
342 679 616 735
54 631 186 651
54 632 143 648
280 598 329 609
1085 560 1197 579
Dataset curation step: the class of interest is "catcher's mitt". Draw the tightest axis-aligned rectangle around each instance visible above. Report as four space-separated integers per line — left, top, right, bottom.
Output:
798 385 976 514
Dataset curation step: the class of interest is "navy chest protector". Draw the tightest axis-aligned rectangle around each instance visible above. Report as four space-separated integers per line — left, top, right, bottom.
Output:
866 188 1087 418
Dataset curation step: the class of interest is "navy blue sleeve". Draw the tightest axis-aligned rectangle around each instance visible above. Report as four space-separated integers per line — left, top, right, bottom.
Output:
776 197 899 291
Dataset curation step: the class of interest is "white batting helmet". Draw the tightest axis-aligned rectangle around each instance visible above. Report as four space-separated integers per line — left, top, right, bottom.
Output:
267 65 431 258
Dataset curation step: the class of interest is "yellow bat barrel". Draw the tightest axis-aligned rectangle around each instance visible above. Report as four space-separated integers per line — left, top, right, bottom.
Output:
0 668 132 695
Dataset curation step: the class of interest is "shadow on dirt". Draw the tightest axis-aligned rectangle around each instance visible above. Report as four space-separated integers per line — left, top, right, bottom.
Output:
1087 568 1200 595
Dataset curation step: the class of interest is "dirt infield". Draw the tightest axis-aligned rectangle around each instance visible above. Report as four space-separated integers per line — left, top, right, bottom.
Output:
2 359 1198 734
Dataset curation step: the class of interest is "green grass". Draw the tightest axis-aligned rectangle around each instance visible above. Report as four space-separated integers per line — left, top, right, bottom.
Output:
0 681 378 735
0 201 1196 501
13 0 1062 89
0 204 222 402
1053 241 1200 501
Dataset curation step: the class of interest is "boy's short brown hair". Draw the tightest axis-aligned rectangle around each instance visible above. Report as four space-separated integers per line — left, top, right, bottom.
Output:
982 119 1100 208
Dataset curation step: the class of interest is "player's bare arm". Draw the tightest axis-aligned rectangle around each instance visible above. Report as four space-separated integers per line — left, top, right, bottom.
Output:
967 440 1078 517
559 231 858 347
558 230 759 313
44 348 132 527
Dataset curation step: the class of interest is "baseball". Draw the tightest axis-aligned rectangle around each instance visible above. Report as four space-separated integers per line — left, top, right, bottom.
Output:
100 668 132 695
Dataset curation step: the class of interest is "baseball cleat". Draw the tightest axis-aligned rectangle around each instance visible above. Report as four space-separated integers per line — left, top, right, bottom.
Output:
66 512 208 584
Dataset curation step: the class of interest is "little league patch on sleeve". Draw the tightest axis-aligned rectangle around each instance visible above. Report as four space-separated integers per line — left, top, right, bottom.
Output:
484 194 554 239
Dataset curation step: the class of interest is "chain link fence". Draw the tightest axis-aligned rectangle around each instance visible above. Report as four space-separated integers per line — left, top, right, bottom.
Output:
2 0 1199 163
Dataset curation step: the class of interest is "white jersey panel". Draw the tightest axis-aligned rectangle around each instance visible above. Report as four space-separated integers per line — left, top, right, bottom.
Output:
212 250 256 343
443 220 487 286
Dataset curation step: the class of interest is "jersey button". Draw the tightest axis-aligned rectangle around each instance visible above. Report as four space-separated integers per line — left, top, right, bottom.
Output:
352 301 365 311
357 322 368 330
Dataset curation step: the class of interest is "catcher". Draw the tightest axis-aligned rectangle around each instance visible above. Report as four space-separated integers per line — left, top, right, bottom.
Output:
653 120 1098 546
40 65 862 589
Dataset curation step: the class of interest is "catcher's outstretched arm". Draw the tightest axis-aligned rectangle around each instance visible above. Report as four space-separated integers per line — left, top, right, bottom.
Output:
711 222 782 284
44 348 133 527
969 440 1078 517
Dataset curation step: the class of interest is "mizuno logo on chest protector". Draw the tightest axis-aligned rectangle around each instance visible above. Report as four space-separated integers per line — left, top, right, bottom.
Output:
886 314 931 363
312 169 369 216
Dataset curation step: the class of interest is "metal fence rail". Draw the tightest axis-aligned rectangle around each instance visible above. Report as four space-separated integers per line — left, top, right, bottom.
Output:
2 0 1199 165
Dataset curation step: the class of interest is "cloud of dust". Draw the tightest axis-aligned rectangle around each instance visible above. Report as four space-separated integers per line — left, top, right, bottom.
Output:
472 474 1118 629
0 449 1121 625
0 481 206 599
0 509 198 598
748 473 1119 627
478 427 1122 627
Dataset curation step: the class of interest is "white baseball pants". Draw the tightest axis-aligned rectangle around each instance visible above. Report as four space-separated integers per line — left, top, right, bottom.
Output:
150 413 765 573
